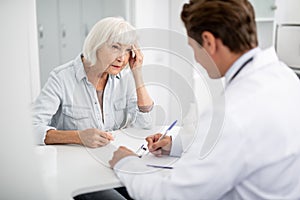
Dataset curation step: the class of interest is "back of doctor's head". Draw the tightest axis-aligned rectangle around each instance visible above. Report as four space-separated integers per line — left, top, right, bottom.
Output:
181 0 258 53
83 17 137 66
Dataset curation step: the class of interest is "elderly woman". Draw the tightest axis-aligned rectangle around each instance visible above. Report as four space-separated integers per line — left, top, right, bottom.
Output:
33 17 153 148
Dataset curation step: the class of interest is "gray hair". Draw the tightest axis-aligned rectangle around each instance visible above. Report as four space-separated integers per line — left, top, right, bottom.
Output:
83 17 137 66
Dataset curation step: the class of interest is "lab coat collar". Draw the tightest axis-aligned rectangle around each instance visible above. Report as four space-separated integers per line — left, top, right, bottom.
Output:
225 47 261 86
252 47 279 71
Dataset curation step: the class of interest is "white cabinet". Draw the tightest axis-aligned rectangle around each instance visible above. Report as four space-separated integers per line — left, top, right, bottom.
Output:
250 0 277 19
275 0 300 24
36 0 131 86
276 26 300 69
249 0 277 49
275 0 300 73
36 0 60 89
58 0 82 64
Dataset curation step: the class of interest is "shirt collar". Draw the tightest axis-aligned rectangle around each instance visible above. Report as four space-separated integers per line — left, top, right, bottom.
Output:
225 47 261 85
75 54 87 82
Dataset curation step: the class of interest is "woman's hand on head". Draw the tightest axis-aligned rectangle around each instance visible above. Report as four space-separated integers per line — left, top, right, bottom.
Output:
78 128 114 148
129 44 143 71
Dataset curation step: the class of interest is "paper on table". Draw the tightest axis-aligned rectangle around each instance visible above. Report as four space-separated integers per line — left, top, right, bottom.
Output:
87 127 181 168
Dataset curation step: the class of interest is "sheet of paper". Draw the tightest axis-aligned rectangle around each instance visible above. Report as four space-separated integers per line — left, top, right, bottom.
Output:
86 127 181 168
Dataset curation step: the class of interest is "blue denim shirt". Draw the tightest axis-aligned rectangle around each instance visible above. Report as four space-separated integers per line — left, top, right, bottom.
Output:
33 54 153 144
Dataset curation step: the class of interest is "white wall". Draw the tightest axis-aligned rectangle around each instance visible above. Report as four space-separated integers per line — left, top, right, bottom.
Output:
0 0 46 199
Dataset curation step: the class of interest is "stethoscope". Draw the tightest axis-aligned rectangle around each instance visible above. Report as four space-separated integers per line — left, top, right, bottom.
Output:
228 57 254 84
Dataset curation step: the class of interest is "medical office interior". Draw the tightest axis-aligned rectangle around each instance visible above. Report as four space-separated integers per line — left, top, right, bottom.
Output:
1 0 300 199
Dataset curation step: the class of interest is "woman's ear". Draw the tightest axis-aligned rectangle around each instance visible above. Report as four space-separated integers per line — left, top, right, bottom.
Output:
201 31 217 55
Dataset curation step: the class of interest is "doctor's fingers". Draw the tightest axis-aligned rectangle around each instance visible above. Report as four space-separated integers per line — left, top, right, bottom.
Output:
151 149 163 157
146 133 162 149
151 136 171 151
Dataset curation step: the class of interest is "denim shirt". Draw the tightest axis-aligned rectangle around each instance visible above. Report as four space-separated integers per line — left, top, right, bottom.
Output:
33 54 153 144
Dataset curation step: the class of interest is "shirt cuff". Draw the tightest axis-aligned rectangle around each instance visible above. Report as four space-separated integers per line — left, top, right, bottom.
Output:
138 102 154 113
113 155 151 175
113 155 139 171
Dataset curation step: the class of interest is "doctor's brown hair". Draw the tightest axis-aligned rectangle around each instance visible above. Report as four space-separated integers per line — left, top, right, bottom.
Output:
181 0 258 53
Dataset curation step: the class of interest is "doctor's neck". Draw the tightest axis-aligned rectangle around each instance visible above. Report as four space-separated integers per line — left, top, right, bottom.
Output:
217 47 253 77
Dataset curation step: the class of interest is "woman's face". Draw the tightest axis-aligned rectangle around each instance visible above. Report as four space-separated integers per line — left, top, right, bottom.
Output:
96 42 132 75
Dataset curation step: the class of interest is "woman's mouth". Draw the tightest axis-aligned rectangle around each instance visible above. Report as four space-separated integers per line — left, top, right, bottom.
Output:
111 65 121 69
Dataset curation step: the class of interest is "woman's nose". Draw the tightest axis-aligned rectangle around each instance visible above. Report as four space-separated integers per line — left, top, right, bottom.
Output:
117 52 126 62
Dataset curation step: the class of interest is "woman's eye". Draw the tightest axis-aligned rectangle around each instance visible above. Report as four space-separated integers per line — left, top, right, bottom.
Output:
112 45 120 50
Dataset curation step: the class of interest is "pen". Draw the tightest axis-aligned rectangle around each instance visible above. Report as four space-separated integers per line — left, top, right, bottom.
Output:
158 120 178 141
136 144 147 158
146 164 173 169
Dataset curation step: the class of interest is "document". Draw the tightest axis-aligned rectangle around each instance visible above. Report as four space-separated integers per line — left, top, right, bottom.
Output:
87 127 180 168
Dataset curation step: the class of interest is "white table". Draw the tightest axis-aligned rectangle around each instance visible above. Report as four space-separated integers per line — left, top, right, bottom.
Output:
40 126 179 200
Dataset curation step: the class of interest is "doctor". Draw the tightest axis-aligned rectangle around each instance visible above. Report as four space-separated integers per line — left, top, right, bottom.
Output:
109 0 300 199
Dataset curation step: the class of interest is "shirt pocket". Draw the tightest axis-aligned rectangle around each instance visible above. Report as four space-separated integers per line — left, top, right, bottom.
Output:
62 106 91 130
113 99 127 127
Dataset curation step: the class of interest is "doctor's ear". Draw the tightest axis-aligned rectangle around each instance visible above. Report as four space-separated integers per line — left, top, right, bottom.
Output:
201 31 217 55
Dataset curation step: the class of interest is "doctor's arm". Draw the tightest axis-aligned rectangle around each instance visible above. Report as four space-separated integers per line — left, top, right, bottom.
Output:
109 117 246 199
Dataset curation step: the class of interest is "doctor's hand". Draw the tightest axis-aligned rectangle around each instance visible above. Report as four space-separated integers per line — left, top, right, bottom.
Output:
78 128 114 148
146 133 172 157
109 146 137 168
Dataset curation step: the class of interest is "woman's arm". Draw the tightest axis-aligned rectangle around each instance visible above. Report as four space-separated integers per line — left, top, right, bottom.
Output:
129 45 153 110
45 129 81 144
45 129 113 148
32 71 63 144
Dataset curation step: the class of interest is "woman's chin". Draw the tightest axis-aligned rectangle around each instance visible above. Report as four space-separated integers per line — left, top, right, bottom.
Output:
108 69 121 75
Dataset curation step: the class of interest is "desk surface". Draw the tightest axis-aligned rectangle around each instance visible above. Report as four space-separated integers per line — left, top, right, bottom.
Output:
41 126 179 200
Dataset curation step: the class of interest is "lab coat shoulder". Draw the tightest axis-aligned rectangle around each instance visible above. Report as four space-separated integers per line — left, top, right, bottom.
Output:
224 47 300 170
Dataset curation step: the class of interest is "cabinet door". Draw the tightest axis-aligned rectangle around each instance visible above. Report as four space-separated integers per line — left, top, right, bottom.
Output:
58 0 82 63
82 0 103 38
275 0 300 24
36 0 60 86
276 26 300 69
249 0 276 19
82 0 130 40
249 0 277 49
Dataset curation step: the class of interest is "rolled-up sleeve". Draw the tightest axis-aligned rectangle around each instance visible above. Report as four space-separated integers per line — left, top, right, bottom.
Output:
32 71 62 144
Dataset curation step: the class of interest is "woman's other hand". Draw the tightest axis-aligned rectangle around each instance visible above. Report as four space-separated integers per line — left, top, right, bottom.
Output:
78 128 114 148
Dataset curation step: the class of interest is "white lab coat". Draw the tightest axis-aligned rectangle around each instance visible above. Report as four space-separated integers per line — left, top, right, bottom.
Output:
113 47 300 200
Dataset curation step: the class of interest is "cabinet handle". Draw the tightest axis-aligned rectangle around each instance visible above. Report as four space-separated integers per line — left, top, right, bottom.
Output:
271 5 277 11
38 24 44 39
61 24 66 38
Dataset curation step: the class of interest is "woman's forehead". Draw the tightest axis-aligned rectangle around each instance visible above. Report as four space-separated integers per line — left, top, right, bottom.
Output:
107 31 136 46
112 42 132 48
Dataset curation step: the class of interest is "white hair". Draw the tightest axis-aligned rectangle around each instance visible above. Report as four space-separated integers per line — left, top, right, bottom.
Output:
83 17 137 66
